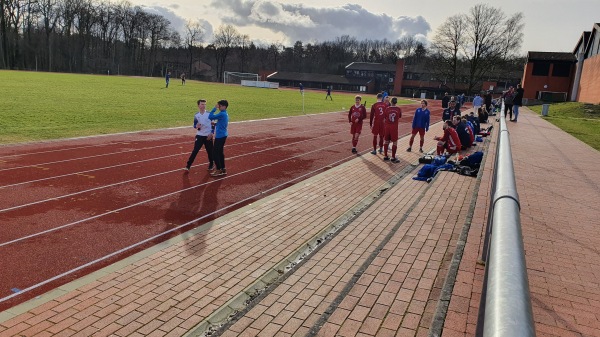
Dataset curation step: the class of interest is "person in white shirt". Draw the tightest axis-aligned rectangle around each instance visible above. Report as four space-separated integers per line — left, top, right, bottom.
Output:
472 93 484 114
185 99 214 172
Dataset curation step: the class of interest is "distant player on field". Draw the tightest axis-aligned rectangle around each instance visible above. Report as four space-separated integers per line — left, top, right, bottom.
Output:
348 95 367 154
369 93 386 154
383 97 402 163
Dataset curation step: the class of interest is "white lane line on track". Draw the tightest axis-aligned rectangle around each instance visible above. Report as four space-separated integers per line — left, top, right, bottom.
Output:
0 114 345 171
0 143 361 304
0 125 338 189
0 111 344 156
0 129 345 214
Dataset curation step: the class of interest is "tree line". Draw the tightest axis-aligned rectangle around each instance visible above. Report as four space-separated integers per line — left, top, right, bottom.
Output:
1 0 524 94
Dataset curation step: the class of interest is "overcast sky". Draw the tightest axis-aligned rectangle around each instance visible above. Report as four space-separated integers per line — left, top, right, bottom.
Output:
132 0 599 54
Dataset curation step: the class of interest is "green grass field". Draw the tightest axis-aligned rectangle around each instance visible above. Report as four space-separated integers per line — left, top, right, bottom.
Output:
529 102 600 150
0 70 414 144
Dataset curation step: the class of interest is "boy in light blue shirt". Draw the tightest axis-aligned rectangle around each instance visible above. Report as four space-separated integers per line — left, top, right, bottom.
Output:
208 100 229 176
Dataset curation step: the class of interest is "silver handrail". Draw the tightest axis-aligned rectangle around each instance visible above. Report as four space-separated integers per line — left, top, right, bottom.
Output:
478 109 536 337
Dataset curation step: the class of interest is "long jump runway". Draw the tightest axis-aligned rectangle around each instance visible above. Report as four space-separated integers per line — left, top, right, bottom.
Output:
0 103 443 310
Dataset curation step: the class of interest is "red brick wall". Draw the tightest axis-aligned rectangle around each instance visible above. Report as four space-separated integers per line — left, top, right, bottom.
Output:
521 61 575 100
577 54 600 104
393 59 405 96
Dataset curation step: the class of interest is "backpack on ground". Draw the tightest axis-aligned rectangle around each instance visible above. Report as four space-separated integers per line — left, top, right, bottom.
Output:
418 155 434 164
459 151 484 169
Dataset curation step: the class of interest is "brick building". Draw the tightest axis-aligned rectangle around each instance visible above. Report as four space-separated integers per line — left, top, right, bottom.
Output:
521 52 576 102
574 23 600 104
523 22 600 104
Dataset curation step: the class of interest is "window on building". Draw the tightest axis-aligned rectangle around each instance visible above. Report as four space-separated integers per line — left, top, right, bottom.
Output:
552 63 571 77
532 61 550 76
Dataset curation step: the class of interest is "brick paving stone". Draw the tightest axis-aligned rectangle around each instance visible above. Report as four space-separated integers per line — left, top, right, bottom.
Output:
12 109 595 337
1 117 428 336
443 108 600 336
225 123 486 336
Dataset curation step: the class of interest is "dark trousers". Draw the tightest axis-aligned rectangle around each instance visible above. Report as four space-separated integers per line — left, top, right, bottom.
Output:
504 104 513 119
187 135 213 168
213 136 227 170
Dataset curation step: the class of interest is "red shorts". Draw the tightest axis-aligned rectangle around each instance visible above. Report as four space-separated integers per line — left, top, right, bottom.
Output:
411 128 426 137
384 125 399 142
371 120 384 136
350 122 363 135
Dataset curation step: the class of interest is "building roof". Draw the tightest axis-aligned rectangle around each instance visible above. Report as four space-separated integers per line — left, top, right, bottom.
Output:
527 51 576 62
345 62 397 72
266 71 370 85
573 31 592 54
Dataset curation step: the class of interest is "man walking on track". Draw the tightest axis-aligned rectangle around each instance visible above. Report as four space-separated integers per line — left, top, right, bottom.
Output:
407 100 431 153
348 95 367 154
383 97 402 163
185 99 214 172
370 93 387 154
208 100 229 176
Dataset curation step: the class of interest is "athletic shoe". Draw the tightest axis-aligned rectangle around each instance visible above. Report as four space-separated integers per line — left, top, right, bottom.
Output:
406 147 412 152
210 169 221 176
184 166 190 172
419 147 424 153
391 158 400 163
351 148 357 154
207 164 214 171
219 168 227 176
371 150 377 155
383 156 390 161
378 148 383 154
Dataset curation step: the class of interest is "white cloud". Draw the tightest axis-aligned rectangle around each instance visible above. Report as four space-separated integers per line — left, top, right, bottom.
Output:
210 0 431 44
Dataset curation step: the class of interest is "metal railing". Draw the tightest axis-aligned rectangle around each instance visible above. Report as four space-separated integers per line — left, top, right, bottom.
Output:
476 108 536 337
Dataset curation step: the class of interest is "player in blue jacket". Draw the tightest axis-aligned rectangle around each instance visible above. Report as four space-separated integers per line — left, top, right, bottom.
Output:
208 100 229 176
407 100 431 153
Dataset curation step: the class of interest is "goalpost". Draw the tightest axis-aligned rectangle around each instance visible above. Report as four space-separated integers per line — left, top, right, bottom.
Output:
223 71 260 84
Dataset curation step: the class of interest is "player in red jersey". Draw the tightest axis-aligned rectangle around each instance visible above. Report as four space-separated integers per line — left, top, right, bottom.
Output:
348 95 367 154
369 93 387 154
383 97 402 163
435 120 462 156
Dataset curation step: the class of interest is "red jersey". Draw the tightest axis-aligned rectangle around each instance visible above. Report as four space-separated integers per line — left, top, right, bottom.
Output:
442 127 462 150
369 101 387 127
384 106 402 126
348 104 367 123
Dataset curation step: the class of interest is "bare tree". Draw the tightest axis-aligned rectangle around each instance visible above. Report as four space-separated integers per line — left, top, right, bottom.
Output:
183 19 204 77
213 24 240 82
499 12 525 61
431 14 466 94
0 0 8 67
37 0 60 71
238 33 250 72
462 4 518 94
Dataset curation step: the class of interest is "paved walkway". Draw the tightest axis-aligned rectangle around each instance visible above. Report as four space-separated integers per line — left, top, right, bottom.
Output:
1 107 599 337
442 108 600 337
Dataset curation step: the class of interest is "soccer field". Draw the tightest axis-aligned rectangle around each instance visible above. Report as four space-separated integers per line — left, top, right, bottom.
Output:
0 70 414 144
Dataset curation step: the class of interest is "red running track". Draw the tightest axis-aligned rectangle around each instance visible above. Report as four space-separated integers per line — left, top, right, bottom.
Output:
0 103 445 310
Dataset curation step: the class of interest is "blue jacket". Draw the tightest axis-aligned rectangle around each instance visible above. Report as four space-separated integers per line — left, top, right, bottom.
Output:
412 108 430 131
208 108 229 138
